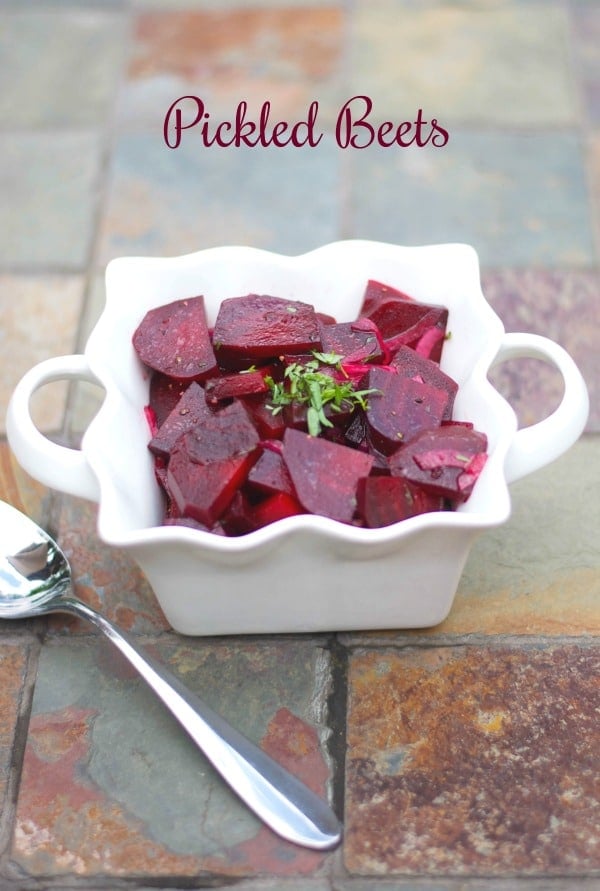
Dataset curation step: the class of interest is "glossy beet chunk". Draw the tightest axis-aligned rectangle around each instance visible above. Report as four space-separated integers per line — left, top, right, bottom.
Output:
360 280 448 362
182 399 259 464
318 320 384 364
167 445 256 526
133 296 217 381
389 345 458 420
362 367 449 454
148 372 190 428
282 428 374 522
247 446 294 497
204 368 271 404
357 476 445 527
389 424 488 502
148 382 213 460
212 295 321 369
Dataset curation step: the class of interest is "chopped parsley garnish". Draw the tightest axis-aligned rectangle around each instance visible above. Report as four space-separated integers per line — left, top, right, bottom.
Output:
265 352 378 437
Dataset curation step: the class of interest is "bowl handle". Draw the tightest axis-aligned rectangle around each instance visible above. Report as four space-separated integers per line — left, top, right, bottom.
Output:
491 333 589 484
6 354 102 503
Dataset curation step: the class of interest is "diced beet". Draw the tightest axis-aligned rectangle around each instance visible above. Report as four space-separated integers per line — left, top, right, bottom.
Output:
357 476 444 527
247 447 294 497
167 445 255 526
251 492 305 528
220 490 256 536
148 382 212 460
319 320 384 364
148 372 190 427
144 405 159 437
389 346 458 420
362 366 449 454
212 295 322 369
315 311 337 325
133 296 217 381
282 428 374 523
182 399 260 464
360 279 416 316
243 395 287 440
388 425 488 502
359 281 448 362
204 368 270 405
345 411 368 449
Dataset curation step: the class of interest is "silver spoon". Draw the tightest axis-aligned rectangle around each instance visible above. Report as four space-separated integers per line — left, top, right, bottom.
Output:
0 499 342 851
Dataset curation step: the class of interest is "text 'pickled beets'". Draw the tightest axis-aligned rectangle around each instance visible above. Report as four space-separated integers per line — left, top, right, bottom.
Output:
163 96 450 150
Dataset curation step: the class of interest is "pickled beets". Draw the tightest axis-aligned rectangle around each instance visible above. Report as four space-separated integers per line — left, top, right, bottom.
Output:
132 282 488 534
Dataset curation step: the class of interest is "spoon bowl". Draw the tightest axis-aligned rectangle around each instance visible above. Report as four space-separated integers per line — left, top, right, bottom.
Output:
0 500 342 851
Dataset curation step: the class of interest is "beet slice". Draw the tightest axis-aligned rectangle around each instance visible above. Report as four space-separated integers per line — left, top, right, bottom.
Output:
148 372 190 428
388 424 488 502
133 296 217 381
167 445 255 526
212 295 322 369
246 446 294 497
362 367 449 454
182 399 260 464
282 428 374 523
251 492 305 528
204 368 270 404
359 280 448 363
357 476 445 527
389 346 458 420
318 320 384 364
242 395 287 440
148 382 212 460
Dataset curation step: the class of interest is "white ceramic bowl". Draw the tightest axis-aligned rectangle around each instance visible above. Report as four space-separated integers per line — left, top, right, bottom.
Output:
6 241 589 635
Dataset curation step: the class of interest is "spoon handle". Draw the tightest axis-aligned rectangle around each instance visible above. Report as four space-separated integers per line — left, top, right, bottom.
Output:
57 596 342 851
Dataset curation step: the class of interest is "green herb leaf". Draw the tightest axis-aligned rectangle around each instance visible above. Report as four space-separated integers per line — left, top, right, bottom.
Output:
265 351 379 436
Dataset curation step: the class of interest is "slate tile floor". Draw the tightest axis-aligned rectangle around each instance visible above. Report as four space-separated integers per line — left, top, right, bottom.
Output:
0 1 598 889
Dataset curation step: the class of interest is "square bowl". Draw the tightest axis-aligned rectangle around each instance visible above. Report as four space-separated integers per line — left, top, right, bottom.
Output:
6 241 589 634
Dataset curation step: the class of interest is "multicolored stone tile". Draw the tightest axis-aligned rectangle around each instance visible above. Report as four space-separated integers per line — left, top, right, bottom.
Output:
481 268 599 431
0 643 30 812
12 636 334 880
49 496 168 634
348 2 576 127
0 9 126 128
346 132 595 268
0 133 101 270
0 275 84 435
97 134 340 262
345 643 600 876
121 6 344 128
571 4 600 125
0 441 51 530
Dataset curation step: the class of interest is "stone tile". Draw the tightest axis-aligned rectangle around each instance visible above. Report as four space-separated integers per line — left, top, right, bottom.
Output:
0 643 29 808
589 131 600 258
0 441 51 529
481 268 599 431
12 636 334 879
0 274 84 435
120 7 344 128
0 133 101 270
0 10 126 128
345 643 600 876
571 4 600 125
346 132 595 268
50 496 169 634
98 133 340 262
443 436 600 637
349 2 576 126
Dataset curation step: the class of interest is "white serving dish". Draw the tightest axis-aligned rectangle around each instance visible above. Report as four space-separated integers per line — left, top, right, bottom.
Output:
6 241 589 635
